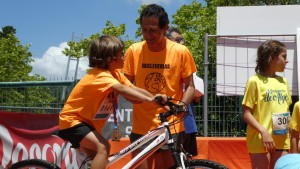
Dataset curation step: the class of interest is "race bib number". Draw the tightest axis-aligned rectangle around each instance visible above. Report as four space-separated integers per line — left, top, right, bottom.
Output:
272 112 290 135
94 96 114 120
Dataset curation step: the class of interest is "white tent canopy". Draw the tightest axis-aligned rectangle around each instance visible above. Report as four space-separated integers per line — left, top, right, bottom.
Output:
216 5 300 96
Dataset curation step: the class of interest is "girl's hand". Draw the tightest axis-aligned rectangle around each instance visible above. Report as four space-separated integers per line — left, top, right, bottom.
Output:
260 128 276 153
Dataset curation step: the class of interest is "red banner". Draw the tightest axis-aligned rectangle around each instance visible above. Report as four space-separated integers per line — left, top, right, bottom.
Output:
0 111 78 169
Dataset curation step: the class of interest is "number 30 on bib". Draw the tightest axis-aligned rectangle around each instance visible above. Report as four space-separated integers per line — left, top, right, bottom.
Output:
272 112 290 135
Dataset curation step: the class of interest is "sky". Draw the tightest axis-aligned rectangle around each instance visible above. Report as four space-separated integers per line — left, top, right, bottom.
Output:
1 0 204 80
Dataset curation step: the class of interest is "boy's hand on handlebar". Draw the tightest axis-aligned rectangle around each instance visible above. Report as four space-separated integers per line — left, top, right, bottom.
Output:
153 94 168 104
153 94 170 110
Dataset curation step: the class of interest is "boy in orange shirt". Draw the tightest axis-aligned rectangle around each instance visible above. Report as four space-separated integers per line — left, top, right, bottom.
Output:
58 35 165 169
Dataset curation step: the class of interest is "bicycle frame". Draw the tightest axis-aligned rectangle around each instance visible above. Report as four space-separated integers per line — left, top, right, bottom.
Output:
8 96 229 169
106 121 172 169
74 97 187 169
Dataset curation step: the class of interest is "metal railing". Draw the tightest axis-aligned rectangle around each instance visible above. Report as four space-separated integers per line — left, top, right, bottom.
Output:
0 81 76 114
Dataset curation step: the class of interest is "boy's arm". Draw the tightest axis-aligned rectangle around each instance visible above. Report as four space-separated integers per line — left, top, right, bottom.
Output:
111 84 153 103
131 86 153 97
123 73 154 103
124 74 134 83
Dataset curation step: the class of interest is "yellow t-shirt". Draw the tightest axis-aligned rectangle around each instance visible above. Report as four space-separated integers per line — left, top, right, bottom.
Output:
289 101 300 132
242 74 292 153
123 39 197 134
59 68 133 133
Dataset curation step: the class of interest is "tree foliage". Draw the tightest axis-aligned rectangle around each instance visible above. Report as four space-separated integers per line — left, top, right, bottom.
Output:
0 26 16 38
0 26 57 113
0 26 47 82
0 30 33 82
63 21 135 59
172 1 210 78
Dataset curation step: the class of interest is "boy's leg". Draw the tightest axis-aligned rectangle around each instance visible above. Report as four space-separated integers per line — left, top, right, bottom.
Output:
58 123 110 169
80 131 110 169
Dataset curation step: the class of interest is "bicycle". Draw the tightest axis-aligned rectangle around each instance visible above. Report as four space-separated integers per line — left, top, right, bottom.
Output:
8 96 228 169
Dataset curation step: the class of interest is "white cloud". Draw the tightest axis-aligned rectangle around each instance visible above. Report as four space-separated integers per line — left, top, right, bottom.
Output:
30 42 89 80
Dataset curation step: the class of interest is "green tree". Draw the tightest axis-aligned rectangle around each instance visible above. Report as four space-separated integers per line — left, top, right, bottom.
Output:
0 26 16 38
0 27 57 113
102 21 135 50
0 33 34 81
63 20 134 59
0 26 48 82
172 1 209 78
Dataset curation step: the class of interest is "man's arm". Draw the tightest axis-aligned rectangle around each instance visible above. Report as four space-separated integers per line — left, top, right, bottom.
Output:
193 73 204 103
181 74 195 105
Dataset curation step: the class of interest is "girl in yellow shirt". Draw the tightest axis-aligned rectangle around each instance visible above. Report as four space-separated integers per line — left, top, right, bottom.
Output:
242 40 291 169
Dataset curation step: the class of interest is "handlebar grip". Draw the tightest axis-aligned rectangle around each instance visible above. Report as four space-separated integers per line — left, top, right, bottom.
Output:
154 96 163 103
155 96 172 106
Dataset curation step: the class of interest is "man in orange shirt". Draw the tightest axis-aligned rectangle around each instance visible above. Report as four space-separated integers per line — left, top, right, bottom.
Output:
123 4 197 169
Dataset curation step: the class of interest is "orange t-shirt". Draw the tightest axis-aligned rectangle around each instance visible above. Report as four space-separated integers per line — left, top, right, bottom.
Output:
123 39 197 134
59 68 133 133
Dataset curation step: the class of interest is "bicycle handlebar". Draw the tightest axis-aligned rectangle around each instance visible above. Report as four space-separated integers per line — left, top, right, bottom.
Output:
155 96 188 122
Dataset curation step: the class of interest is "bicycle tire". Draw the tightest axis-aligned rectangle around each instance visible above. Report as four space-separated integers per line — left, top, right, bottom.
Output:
186 159 229 169
8 159 60 169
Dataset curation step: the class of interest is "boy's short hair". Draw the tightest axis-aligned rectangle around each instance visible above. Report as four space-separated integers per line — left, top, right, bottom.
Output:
88 35 124 69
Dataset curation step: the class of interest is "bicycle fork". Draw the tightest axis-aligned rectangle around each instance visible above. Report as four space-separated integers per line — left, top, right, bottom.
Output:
170 145 187 169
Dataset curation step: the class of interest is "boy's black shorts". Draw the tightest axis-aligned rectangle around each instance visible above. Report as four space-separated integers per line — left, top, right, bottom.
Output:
58 122 95 148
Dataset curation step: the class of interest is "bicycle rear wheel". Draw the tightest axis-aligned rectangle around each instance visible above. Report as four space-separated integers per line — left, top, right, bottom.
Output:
8 159 60 169
186 159 228 169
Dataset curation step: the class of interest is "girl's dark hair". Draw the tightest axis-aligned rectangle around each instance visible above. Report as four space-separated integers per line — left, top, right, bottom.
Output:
140 4 169 29
88 35 124 69
255 40 286 74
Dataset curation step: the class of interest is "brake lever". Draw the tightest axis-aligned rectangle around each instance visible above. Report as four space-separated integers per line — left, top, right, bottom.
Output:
175 104 187 112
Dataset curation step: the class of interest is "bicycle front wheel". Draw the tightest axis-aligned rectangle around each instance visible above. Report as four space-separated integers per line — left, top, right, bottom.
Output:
8 159 60 169
186 159 228 169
